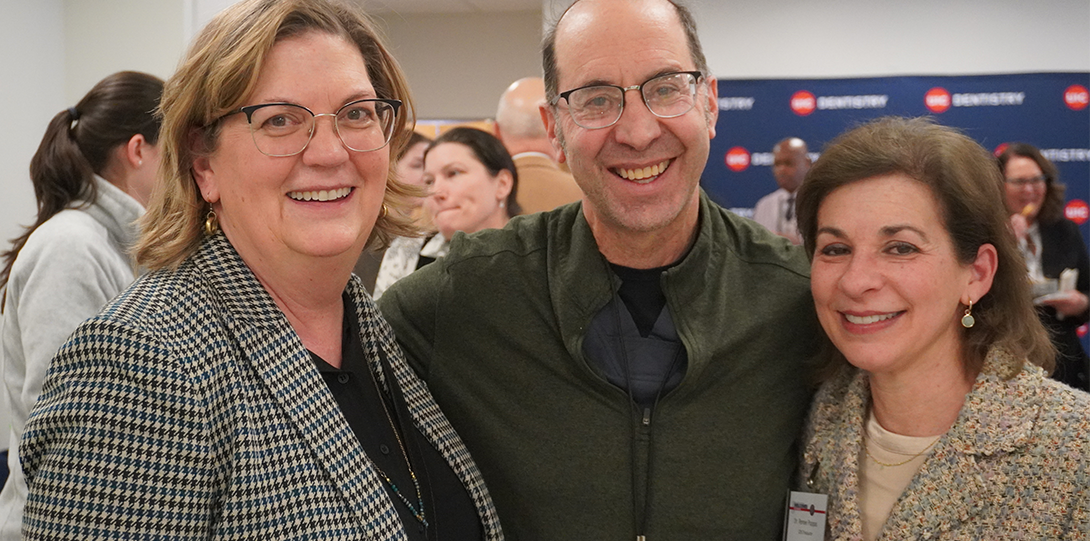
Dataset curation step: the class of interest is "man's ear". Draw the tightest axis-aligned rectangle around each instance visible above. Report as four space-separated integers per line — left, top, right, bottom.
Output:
703 76 719 139
540 103 566 164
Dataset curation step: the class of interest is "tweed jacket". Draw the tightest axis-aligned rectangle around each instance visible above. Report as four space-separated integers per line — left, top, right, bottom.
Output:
799 348 1090 540
20 234 503 540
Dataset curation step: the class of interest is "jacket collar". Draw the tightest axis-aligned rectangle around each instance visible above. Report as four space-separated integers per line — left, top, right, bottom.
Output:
807 347 1044 539
548 191 728 369
86 175 144 263
946 348 1041 455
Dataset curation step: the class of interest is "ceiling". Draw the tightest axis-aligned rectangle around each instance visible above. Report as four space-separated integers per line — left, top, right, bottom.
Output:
357 0 544 14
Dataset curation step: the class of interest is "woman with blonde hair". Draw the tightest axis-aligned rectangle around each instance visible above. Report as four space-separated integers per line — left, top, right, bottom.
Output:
19 0 502 539
795 117 1088 540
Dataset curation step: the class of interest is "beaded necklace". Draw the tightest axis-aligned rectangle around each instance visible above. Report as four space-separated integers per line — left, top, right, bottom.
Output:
367 354 428 528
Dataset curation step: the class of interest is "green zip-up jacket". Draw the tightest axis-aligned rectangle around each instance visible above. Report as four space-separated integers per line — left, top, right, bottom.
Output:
380 191 822 540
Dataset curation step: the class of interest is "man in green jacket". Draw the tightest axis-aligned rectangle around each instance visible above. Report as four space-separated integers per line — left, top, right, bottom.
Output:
379 0 822 538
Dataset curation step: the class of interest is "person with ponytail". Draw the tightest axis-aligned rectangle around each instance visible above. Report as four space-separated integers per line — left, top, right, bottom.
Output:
0 70 163 539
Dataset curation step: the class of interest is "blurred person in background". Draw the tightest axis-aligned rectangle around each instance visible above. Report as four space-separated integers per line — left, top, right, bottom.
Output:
0 70 163 540
373 127 518 298
752 137 810 244
494 77 581 214
397 131 435 225
998 143 1089 391
354 131 432 292
18 0 501 539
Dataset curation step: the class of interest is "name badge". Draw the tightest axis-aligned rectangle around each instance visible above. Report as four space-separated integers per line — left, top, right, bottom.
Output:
782 490 828 541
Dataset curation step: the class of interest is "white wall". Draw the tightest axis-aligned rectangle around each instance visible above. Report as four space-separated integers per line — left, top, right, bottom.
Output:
64 0 186 104
689 0 1090 79
376 10 543 119
1 0 65 252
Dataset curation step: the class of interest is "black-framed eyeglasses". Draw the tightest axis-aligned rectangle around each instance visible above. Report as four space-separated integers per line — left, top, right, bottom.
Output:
1004 175 1047 188
220 98 401 157
550 71 704 130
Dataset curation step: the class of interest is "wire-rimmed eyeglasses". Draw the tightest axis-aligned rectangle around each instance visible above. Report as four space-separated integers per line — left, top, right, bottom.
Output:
551 71 704 130
219 98 401 157
1004 175 1047 188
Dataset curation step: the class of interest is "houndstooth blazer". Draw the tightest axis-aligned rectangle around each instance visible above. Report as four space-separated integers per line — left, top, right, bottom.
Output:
798 347 1089 540
19 234 503 540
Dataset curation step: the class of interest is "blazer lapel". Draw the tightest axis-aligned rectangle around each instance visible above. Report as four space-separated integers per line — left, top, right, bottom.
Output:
193 235 405 540
813 369 869 539
878 448 986 540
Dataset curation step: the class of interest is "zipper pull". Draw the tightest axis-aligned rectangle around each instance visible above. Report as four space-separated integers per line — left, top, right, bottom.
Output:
642 408 652 426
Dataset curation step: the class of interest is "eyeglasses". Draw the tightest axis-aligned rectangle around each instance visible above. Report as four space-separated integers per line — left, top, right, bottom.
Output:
1004 175 1047 188
221 98 401 157
551 71 704 130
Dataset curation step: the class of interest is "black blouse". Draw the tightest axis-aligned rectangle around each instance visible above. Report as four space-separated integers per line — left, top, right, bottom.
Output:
311 297 482 540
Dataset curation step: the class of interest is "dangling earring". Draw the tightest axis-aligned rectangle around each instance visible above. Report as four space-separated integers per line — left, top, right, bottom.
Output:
961 300 975 328
499 200 506 209
204 209 219 236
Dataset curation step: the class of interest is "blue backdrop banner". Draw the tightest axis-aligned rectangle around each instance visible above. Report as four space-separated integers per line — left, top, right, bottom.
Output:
702 71 1090 352
705 73 1088 214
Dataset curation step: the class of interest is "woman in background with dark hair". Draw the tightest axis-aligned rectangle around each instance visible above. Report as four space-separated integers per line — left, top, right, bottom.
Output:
374 127 519 297
398 130 436 224
0 70 163 540
353 131 432 292
998 143 1089 391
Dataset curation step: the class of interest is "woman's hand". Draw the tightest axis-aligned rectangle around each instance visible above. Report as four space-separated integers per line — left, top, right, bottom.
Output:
1039 289 1090 317
1009 213 1029 240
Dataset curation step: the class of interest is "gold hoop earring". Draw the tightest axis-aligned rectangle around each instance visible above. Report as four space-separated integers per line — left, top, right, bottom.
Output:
204 209 219 236
381 204 388 219
961 300 975 328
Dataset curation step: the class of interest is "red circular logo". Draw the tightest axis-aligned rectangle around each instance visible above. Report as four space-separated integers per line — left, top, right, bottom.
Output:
992 143 1009 157
1064 84 1089 111
925 87 951 113
725 147 751 172
1078 324 1088 339
1064 199 1089 225
790 91 816 116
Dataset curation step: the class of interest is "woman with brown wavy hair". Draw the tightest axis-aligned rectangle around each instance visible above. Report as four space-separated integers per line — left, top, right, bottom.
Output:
795 117 1087 540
